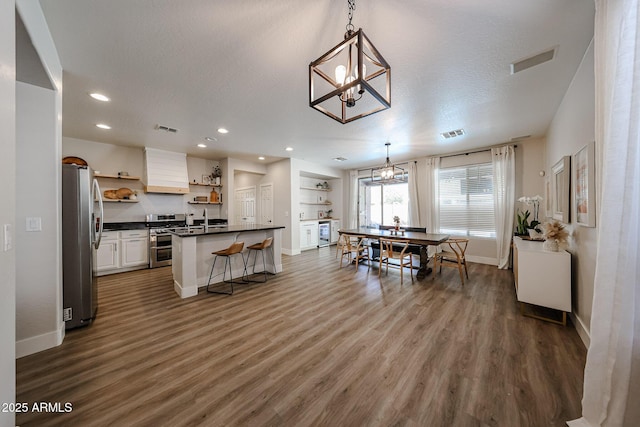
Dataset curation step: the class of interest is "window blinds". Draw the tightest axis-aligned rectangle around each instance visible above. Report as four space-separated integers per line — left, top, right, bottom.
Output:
438 163 495 238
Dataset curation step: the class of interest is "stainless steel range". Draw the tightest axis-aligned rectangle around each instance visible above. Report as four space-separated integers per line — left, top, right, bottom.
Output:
146 213 186 268
146 213 228 268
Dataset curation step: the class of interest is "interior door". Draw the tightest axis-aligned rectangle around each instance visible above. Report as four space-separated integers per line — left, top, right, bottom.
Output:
260 183 274 225
234 186 256 224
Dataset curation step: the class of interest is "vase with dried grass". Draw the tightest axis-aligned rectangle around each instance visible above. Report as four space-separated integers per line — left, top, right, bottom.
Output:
541 220 569 252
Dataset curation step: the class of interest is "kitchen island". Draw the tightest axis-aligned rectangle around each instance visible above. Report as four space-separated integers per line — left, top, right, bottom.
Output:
170 224 285 298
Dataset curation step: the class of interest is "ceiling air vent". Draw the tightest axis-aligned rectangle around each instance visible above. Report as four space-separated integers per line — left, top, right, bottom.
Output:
510 135 531 142
441 129 465 139
333 157 348 162
511 47 556 74
155 124 179 133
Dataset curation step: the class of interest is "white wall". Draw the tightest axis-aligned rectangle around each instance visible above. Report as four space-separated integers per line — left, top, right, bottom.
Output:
234 171 263 189
264 159 293 254
63 138 224 222
16 82 63 357
14 0 64 360
546 40 596 345
515 138 547 203
0 2 16 426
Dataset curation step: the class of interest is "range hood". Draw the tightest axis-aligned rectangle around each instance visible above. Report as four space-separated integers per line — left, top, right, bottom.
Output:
143 148 189 194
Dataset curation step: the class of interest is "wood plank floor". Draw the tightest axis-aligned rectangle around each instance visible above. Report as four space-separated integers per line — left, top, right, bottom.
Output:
16 247 586 426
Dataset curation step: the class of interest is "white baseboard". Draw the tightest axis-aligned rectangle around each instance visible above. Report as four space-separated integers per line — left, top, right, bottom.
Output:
282 248 299 256
174 279 197 298
570 312 591 348
16 326 64 358
466 255 498 266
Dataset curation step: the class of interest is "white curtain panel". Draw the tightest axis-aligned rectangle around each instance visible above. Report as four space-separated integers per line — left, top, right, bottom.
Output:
491 145 515 269
424 157 440 234
408 161 421 227
348 170 358 229
568 1 640 426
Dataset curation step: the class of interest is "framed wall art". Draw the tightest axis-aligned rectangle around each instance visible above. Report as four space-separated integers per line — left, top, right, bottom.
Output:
545 176 552 218
552 156 571 223
573 141 596 227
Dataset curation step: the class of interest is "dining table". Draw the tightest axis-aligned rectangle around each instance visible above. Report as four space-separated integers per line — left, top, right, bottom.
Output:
339 228 450 279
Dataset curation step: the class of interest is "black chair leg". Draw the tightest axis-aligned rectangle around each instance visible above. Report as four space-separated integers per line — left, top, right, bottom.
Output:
245 248 276 283
207 254 247 295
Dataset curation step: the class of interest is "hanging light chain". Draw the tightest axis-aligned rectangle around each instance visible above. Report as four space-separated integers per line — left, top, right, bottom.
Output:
346 0 356 34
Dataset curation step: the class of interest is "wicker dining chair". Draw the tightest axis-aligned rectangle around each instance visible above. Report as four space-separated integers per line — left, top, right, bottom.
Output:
378 238 414 284
433 238 469 285
339 234 370 270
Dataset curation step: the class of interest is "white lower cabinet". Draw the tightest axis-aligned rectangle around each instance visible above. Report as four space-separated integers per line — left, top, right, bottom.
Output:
96 229 149 275
120 230 149 267
330 219 341 244
95 231 119 272
300 222 319 251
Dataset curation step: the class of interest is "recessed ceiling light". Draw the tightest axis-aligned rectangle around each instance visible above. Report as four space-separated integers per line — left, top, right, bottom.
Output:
89 93 110 102
197 143 207 148
205 136 217 142
96 123 111 130
258 156 265 160
217 128 229 134
285 147 293 152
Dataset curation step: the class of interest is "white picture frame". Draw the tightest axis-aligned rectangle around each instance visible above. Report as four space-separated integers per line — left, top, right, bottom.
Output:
552 156 571 223
573 141 596 227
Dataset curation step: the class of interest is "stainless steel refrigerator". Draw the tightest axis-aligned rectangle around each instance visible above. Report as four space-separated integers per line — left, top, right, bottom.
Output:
62 163 104 330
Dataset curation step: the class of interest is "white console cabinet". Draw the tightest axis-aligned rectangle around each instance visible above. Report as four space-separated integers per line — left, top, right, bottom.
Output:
513 237 571 324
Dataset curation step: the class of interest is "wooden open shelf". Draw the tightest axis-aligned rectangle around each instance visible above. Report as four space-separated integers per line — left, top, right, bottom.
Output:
189 182 222 187
94 173 140 180
96 198 138 203
188 201 222 205
300 186 331 191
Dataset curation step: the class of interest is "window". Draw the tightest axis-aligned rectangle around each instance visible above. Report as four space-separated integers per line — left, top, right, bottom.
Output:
439 163 495 238
358 179 409 227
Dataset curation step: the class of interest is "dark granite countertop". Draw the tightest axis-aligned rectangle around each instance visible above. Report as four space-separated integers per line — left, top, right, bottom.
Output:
103 222 147 231
169 224 285 237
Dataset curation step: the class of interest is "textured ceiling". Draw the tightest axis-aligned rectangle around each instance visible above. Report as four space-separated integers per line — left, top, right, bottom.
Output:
38 0 594 169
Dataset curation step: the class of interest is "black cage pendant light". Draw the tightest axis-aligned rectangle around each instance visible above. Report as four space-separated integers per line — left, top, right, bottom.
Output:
371 142 407 184
309 0 391 124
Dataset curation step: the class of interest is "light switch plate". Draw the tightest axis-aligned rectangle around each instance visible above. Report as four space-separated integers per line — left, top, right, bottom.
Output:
3 224 12 251
26 217 42 232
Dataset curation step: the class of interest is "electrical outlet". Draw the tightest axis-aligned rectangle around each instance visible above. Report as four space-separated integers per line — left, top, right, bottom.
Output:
63 308 72 322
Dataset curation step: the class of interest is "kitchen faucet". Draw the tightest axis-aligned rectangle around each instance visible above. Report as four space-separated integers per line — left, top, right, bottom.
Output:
203 208 208 230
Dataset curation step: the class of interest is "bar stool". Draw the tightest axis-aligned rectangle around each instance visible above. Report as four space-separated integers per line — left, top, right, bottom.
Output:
206 241 246 295
245 237 275 283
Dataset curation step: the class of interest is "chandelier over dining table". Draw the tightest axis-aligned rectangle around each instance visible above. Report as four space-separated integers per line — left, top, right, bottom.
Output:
371 142 407 184
309 0 391 124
